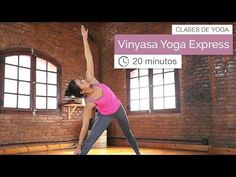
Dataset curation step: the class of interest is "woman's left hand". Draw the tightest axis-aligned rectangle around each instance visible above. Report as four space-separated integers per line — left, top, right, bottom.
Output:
81 25 88 39
74 145 82 155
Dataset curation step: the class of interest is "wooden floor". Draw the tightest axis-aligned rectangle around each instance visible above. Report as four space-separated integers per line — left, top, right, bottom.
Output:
21 146 209 155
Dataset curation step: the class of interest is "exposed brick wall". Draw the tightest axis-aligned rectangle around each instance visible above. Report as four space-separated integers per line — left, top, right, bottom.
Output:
180 56 211 142
0 23 100 145
0 114 82 144
211 56 236 147
99 22 236 148
0 22 235 148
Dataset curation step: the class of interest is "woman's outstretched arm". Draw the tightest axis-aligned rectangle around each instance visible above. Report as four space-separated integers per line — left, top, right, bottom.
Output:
74 101 95 155
81 25 98 83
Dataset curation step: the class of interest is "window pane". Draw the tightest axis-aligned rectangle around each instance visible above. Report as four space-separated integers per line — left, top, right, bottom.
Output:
153 69 163 74
19 55 31 68
164 84 175 96
164 68 174 72
164 97 176 109
47 85 57 96
164 72 175 84
36 70 46 83
130 100 139 111
130 69 138 78
36 84 46 96
47 97 57 109
48 62 57 72
139 76 149 87
18 95 30 109
5 65 18 79
19 67 30 81
153 86 163 97
130 89 139 100
139 69 148 76
4 94 17 108
130 78 139 89
140 99 149 110
5 56 18 65
48 72 57 84
140 87 149 99
19 81 30 95
153 98 164 110
36 58 47 70
4 79 17 93
153 74 163 85
36 97 46 109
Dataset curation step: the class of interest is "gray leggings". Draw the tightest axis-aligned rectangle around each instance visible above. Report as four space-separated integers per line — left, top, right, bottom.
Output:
80 105 140 155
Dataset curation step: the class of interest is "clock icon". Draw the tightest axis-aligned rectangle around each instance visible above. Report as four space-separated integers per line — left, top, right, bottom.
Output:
118 56 129 67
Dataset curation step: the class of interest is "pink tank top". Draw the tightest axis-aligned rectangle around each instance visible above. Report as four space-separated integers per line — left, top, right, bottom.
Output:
86 83 121 115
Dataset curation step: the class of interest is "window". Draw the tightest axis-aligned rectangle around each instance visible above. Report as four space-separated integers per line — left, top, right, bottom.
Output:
127 69 180 114
0 48 61 114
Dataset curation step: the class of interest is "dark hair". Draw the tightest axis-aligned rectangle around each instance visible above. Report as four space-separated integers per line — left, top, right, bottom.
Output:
65 79 84 98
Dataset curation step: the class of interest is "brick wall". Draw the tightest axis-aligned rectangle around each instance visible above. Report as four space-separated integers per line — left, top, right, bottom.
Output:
208 24 236 147
180 56 211 142
0 114 82 144
0 23 100 145
211 56 236 147
100 22 236 148
0 22 235 148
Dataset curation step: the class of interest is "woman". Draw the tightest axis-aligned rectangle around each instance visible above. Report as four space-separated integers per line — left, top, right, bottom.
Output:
66 25 140 155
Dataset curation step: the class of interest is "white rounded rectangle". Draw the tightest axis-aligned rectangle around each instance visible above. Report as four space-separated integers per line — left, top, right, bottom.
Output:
114 54 182 69
172 25 233 35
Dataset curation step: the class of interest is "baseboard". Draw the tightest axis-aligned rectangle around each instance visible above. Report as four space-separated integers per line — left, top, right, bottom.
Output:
0 141 76 155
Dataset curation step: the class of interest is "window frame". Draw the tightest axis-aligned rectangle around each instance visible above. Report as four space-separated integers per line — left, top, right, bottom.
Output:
0 48 61 115
126 69 180 115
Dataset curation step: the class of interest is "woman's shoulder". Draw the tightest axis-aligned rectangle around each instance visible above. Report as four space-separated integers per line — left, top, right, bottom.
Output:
87 76 99 84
